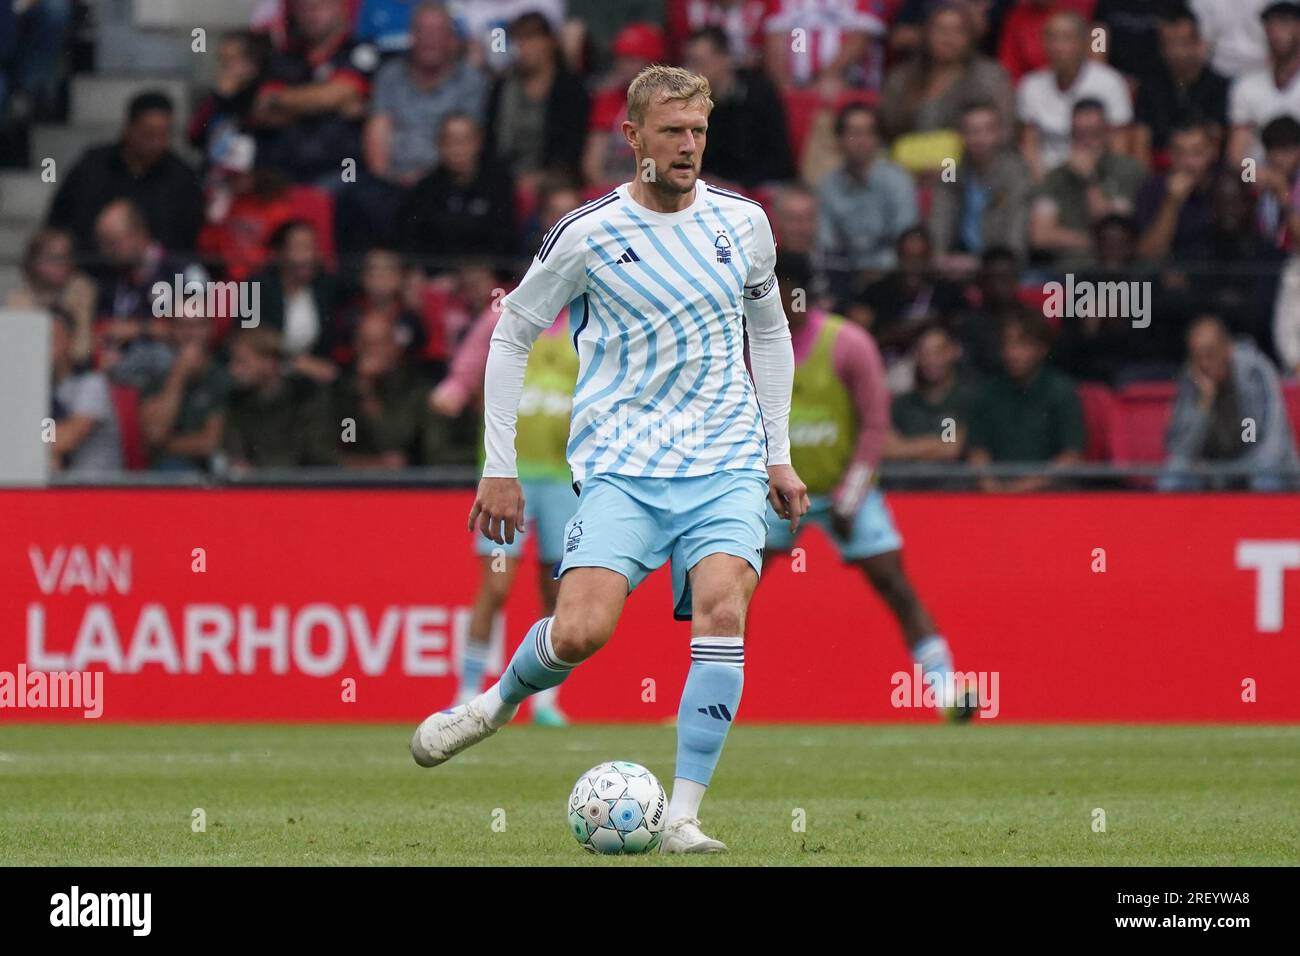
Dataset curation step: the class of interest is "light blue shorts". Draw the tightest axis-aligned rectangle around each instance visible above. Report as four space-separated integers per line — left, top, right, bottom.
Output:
764 488 903 561
558 470 768 621
474 479 579 563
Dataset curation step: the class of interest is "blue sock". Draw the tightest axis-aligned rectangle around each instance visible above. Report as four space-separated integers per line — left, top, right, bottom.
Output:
674 638 744 786
497 617 574 705
912 634 955 706
457 638 489 702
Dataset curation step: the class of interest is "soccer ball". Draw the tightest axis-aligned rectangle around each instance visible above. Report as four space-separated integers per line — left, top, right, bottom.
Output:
567 761 666 854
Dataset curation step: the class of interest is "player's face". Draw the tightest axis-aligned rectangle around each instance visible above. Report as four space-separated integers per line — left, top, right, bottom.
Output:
630 97 709 195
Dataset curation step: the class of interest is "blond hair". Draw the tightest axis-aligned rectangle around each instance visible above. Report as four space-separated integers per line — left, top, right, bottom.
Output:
626 65 713 125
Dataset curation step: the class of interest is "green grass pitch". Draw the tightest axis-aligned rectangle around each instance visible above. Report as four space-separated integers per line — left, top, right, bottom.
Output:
0 724 1296 866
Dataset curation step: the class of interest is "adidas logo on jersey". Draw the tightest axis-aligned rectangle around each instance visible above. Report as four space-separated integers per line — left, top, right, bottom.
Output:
615 246 641 264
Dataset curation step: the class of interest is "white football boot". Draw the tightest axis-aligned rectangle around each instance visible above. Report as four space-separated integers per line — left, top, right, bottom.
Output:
410 700 502 767
659 817 727 854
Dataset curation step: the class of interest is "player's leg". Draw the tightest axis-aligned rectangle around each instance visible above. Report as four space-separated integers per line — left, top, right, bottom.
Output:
842 490 972 719
528 480 579 727
529 562 568 725
411 475 663 767
660 471 767 853
456 552 520 706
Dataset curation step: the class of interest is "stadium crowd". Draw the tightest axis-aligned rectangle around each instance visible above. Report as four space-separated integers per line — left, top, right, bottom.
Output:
7 0 1300 488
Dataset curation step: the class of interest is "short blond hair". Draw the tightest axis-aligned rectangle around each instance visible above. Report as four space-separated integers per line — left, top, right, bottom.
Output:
626 65 713 125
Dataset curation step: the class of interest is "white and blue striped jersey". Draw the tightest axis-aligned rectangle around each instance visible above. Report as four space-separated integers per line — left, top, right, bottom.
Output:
500 180 783 482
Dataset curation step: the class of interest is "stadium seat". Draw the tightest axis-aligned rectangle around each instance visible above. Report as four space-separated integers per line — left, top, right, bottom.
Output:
1283 381 1300 449
1075 382 1114 462
1108 381 1177 485
110 384 148 471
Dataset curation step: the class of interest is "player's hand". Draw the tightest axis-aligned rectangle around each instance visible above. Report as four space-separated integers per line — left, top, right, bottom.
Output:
469 477 526 545
829 508 854 542
767 464 809 534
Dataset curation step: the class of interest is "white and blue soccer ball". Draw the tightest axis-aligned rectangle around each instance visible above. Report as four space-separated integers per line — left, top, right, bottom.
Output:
567 761 666 854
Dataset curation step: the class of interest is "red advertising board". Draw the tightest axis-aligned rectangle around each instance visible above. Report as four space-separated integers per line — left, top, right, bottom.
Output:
1 490 1297 722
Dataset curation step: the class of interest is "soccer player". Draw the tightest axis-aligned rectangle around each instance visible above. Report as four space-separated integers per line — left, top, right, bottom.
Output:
432 305 578 725
760 251 975 720
410 65 808 854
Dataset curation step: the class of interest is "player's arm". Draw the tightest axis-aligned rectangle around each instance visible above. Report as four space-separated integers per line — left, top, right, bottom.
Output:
829 324 889 534
743 210 808 531
470 231 585 544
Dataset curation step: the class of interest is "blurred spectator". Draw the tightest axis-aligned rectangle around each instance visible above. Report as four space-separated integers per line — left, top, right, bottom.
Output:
518 172 584 255
6 229 98 367
583 22 666 188
1053 214 1164 385
566 0 668 76
886 322 978 464
223 327 339 468
338 2 488 255
928 101 1032 271
0 0 72 122
1228 2 1300 167
683 26 795 188
483 11 589 190
365 3 487 186
1016 10 1133 179
450 0 565 74
252 220 341 384
1136 119 1221 263
48 307 124 475
1134 6 1230 168
816 104 918 281
1189 0 1269 79
997 0 1095 83
251 0 379 189
666 0 769 67
138 312 230 471
967 310 1085 490
93 199 207 391
333 314 443 467
188 31 273 170
850 226 966 390
1199 169 1280 352
197 169 306 282
762 0 887 93
1090 0 1164 82
948 246 1031 375
397 112 516 267
1259 116 1300 373
332 248 429 366
1161 313 1299 490
772 181 820 257
1029 99 1146 264
879 1 1014 141
48 91 205 256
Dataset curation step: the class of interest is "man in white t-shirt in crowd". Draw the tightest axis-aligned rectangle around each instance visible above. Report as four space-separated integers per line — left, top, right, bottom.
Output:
1016 10 1133 181
1190 0 1270 79
1228 2 1300 168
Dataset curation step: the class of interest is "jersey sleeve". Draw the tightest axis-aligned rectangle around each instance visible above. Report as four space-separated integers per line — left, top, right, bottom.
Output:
500 222 589 329
742 205 779 309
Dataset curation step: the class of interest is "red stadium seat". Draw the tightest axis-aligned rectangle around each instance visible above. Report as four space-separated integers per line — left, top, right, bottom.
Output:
1283 381 1300 449
110 384 147 471
1108 381 1176 486
1075 382 1114 462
